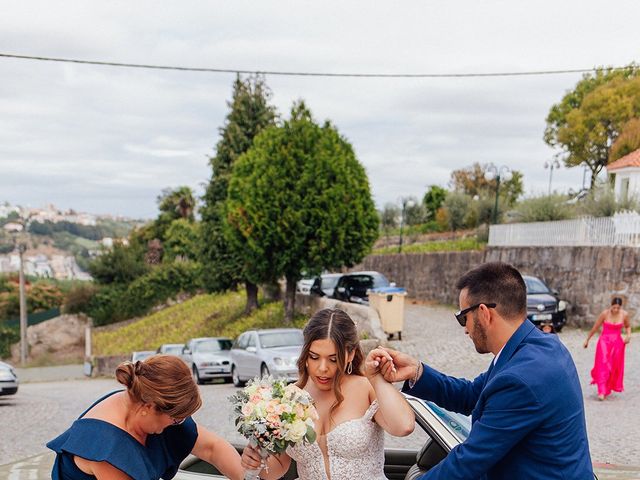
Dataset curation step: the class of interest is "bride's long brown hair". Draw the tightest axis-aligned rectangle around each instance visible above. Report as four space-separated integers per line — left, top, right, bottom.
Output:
296 308 364 417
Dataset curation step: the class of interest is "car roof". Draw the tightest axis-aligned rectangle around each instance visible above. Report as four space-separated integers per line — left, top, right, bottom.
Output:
243 328 303 334
160 343 184 347
322 273 343 278
344 271 385 277
189 337 231 342
0 361 13 369
132 350 156 354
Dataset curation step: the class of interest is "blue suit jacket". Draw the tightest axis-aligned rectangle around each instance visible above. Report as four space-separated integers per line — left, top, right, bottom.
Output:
405 320 593 479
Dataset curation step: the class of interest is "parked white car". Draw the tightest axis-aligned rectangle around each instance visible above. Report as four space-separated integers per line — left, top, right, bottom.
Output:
230 328 303 387
182 337 233 384
296 278 315 295
0 360 18 396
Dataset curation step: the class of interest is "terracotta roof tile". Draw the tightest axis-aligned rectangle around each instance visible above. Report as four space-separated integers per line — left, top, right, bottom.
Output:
607 148 640 171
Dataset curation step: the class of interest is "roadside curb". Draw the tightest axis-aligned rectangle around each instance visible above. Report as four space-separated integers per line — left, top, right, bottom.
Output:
15 364 85 383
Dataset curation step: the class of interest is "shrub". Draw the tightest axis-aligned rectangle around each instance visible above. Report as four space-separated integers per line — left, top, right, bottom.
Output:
87 261 203 326
577 185 639 217
513 194 574 223
63 283 99 314
0 324 19 359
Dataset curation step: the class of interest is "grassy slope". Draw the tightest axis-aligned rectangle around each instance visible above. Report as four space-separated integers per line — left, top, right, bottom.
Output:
93 291 306 355
372 237 486 255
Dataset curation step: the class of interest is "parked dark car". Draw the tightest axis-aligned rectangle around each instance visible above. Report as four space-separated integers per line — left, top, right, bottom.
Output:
332 271 392 304
523 275 567 332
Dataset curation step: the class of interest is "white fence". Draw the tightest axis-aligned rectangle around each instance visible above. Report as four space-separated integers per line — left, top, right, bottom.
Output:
488 212 640 247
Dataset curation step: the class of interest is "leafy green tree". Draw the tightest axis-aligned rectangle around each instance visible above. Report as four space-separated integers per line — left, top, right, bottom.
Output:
610 118 640 162
544 66 640 186
200 75 277 312
380 203 399 231
164 219 200 262
450 163 523 206
423 185 447 221
441 192 472 231
404 197 426 226
88 242 149 285
152 186 196 241
576 184 639 217
226 102 379 322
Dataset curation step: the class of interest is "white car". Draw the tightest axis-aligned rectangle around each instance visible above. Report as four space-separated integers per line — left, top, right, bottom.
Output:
0 360 18 396
230 328 303 386
296 278 315 295
157 343 185 356
182 337 233 384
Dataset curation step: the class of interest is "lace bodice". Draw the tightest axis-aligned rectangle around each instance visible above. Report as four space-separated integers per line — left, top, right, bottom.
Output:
287 400 386 480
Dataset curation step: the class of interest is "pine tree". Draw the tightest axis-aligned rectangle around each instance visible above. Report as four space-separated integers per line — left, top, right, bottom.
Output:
200 75 277 313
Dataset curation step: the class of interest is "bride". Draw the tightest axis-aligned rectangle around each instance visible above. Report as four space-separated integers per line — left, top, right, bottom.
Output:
241 308 415 479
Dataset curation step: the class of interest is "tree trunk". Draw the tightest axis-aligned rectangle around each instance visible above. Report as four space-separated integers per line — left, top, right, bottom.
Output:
283 277 297 325
263 281 282 301
245 282 259 314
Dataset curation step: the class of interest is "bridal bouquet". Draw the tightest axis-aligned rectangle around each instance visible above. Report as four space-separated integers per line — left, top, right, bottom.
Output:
230 376 318 452
230 376 318 479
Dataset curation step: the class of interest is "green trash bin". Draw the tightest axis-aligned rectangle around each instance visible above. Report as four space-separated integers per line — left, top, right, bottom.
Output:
368 287 407 340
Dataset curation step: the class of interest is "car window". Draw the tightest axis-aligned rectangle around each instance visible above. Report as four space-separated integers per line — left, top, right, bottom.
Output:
236 333 249 350
164 345 183 355
425 400 471 443
322 276 341 289
259 331 304 348
194 339 232 352
348 275 374 288
247 334 256 348
372 274 390 288
524 277 550 295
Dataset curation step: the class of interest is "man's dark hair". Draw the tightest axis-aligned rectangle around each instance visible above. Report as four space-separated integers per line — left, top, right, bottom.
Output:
456 262 526 320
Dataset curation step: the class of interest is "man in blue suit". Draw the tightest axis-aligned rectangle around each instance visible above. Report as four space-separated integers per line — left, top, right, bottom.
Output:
379 262 593 479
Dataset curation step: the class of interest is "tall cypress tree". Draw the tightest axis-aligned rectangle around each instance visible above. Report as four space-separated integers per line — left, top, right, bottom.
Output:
200 75 277 312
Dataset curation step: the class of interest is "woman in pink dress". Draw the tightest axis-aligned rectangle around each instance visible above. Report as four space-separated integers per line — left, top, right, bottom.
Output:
584 297 631 400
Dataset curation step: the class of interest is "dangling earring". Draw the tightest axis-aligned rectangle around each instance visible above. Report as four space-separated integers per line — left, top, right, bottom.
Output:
346 361 353 375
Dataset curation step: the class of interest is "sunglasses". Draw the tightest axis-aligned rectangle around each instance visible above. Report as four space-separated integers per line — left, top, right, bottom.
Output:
454 303 496 327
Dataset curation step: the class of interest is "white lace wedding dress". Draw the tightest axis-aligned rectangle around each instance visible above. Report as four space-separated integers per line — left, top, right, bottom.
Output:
287 400 386 480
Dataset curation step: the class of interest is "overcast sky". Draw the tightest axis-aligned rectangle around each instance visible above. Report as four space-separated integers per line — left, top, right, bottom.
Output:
1 1 638 219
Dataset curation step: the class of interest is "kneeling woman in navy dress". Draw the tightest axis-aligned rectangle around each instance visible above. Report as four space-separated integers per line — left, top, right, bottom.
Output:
47 355 244 480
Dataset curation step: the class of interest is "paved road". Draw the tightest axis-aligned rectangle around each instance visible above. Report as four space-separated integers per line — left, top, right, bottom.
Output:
1 303 637 467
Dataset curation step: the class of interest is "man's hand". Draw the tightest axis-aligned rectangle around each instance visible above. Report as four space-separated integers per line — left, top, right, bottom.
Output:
377 347 420 384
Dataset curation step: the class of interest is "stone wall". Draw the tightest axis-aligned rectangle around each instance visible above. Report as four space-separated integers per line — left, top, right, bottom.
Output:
357 246 640 328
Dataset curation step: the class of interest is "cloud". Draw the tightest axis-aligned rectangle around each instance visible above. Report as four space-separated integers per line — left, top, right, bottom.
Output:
0 0 638 217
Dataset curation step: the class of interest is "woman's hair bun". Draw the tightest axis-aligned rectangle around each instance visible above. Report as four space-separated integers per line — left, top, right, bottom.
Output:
115 361 136 389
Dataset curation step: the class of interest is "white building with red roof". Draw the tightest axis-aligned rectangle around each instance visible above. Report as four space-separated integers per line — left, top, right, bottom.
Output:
606 148 640 201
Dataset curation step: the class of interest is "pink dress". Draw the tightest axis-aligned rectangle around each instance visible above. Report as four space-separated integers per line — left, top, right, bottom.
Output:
590 322 626 397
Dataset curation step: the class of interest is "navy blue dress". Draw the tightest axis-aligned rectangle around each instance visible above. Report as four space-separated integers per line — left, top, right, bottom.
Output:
46 391 198 480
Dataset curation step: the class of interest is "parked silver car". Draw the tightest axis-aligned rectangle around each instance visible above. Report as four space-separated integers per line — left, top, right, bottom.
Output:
0 360 18 396
130 350 156 363
230 328 303 387
182 337 233 384
157 343 185 356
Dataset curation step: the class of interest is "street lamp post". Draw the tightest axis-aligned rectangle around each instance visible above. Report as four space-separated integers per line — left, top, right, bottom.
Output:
398 198 415 253
3 221 28 365
484 165 512 224
544 159 561 195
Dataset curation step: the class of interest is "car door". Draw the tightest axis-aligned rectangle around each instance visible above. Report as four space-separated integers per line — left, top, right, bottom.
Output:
233 333 249 378
246 332 260 378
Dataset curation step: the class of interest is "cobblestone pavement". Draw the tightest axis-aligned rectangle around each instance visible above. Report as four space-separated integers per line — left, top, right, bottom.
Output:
1 302 637 467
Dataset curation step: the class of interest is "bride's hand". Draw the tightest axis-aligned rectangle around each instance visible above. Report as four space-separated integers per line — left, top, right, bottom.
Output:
365 347 395 380
241 445 262 471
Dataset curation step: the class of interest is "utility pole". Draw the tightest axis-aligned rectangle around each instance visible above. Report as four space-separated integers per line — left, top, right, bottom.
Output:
18 243 27 365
